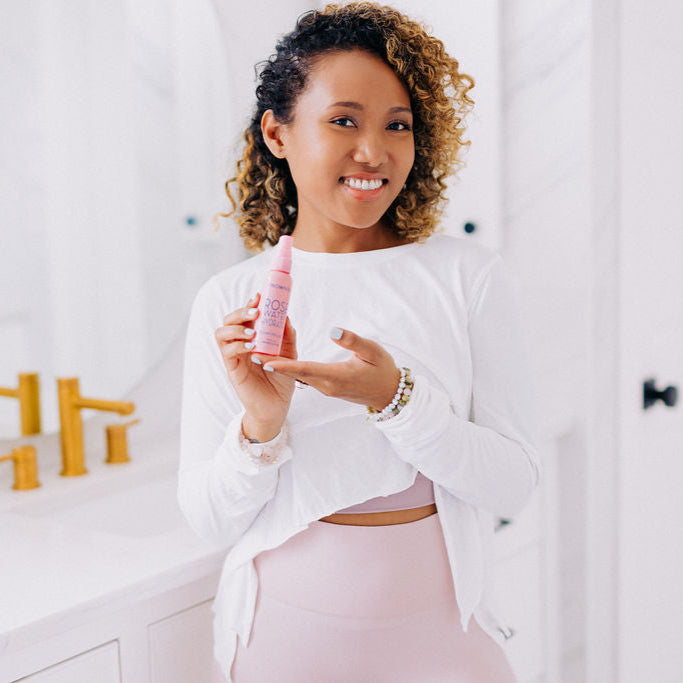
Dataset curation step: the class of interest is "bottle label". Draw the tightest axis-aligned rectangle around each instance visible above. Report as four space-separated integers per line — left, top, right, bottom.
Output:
262 283 290 330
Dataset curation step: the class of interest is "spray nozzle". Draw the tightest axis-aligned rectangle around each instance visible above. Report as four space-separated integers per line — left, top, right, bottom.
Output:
272 234 293 273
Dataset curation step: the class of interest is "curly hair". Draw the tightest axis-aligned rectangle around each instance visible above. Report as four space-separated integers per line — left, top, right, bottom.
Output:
212 1 475 253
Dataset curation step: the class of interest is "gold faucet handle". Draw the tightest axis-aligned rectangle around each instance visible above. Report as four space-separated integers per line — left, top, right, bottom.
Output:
0 445 41 490
0 372 42 436
105 418 141 464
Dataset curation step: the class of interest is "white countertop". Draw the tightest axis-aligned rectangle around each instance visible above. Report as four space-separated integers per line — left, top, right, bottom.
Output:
0 425 227 656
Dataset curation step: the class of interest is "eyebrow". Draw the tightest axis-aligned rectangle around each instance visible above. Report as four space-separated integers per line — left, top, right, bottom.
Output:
327 101 412 115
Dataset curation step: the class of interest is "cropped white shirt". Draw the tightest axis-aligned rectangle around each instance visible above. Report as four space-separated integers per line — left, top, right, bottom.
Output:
178 233 541 681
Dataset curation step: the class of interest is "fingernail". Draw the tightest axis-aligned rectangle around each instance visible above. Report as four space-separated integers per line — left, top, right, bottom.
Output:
244 328 255 337
244 342 255 350
251 356 262 365
247 307 258 316
330 327 343 339
263 365 275 372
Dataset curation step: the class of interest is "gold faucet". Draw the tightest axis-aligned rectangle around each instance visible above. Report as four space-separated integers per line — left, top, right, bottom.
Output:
105 417 141 464
0 445 41 490
57 377 135 476
0 372 41 435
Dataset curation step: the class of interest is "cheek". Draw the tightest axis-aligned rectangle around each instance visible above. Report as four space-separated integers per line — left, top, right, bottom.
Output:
401 140 415 168
300 147 341 187
288 156 317 189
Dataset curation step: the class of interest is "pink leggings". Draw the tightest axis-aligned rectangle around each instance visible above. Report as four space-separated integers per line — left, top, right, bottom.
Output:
212 513 517 682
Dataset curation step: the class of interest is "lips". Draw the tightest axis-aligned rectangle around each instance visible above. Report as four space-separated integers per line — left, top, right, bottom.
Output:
339 174 388 182
340 178 387 201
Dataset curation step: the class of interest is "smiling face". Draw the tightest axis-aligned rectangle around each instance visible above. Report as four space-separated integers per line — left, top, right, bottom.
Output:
261 48 415 251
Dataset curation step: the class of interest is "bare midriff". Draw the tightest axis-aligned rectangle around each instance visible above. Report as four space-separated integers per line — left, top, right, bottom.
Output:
318 503 437 526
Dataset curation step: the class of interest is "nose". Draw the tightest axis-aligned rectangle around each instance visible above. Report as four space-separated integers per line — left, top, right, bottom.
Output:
352 130 389 167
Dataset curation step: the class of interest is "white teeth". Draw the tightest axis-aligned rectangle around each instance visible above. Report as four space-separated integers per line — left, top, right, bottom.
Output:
343 177 383 190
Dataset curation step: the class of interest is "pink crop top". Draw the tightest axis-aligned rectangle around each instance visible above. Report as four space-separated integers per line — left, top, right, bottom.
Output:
332 471 435 514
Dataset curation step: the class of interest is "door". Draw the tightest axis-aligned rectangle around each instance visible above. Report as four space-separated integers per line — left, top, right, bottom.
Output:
617 1 682 680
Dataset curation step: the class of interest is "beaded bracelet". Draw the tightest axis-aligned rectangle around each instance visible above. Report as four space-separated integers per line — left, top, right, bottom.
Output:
239 421 290 465
365 366 414 423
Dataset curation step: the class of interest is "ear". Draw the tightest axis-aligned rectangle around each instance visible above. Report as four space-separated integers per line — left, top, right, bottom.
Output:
261 109 287 159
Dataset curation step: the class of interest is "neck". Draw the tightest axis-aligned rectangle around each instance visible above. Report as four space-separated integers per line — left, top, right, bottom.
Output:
290 221 410 254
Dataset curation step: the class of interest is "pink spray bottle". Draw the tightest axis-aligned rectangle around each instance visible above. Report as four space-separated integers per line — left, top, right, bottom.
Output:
253 235 293 356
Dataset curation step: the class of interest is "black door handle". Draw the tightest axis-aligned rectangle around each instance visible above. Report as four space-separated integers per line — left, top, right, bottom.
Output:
643 378 678 410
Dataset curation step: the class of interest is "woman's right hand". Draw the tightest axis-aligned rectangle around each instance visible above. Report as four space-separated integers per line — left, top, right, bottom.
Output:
214 292 297 436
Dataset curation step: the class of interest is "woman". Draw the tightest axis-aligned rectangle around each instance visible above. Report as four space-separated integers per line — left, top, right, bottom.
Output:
178 2 541 681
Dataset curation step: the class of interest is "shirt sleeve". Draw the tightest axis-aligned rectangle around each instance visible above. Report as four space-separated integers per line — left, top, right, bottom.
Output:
373 253 541 519
177 276 293 550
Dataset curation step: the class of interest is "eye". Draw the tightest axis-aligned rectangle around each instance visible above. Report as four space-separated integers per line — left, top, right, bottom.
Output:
389 121 412 131
331 117 355 127
330 118 412 131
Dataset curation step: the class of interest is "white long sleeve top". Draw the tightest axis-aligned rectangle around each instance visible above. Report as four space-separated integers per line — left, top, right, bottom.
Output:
178 233 541 681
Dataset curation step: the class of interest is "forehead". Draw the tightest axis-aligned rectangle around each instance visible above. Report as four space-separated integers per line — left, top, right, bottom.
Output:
301 49 412 108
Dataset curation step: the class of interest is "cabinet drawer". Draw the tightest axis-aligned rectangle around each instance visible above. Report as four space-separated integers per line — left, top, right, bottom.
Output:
20 641 120 682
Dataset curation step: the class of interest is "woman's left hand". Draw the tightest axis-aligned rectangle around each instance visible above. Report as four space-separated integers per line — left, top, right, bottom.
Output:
254 327 401 412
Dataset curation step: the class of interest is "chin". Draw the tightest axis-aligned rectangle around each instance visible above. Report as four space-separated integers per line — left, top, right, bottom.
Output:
340 207 391 227
338 216 386 230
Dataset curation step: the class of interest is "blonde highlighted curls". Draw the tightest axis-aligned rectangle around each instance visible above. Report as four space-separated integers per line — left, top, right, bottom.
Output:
211 1 475 253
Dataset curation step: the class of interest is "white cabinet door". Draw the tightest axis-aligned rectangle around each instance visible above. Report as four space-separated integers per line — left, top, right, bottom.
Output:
20 641 120 682
591 1 683 681
148 598 215 683
616 1 683 680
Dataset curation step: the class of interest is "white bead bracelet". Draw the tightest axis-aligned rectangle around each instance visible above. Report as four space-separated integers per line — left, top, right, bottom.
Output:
365 366 414 423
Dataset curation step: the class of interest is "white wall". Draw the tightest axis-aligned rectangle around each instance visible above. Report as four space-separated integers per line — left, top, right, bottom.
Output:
500 1 592 680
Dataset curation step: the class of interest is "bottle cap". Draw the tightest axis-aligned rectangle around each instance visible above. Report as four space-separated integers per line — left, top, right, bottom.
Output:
272 234 292 273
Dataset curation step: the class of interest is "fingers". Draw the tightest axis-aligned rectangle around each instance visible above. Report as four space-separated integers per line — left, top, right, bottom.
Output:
214 323 256 348
281 315 297 343
222 293 260 326
261 359 329 383
215 293 261 362
328 326 382 364
215 319 257 346
215 293 298 372
265 360 335 396
251 322 294 367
